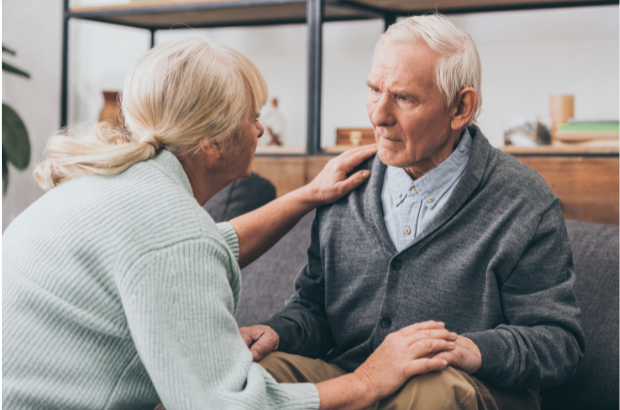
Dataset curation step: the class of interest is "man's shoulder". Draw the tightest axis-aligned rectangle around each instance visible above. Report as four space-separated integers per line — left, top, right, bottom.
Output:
315 154 379 223
485 146 557 204
466 124 557 209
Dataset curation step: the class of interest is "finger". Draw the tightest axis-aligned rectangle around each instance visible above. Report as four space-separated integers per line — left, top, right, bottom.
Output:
409 338 455 359
339 143 378 159
250 335 278 361
335 144 378 170
250 343 271 362
333 170 372 193
250 347 261 362
406 357 449 377
399 320 446 336
405 329 458 344
240 332 253 348
430 351 455 364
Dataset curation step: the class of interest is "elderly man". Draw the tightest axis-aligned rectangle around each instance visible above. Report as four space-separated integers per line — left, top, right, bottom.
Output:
241 14 585 410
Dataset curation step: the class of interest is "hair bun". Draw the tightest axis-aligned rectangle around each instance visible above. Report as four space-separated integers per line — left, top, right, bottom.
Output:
139 133 163 151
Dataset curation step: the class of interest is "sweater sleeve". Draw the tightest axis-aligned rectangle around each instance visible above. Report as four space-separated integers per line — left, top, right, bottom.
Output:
217 222 239 261
463 200 586 389
262 214 336 359
118 238 319 410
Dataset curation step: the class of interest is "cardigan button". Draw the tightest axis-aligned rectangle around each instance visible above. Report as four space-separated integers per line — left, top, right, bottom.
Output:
391 259 402 270
380 317 392 328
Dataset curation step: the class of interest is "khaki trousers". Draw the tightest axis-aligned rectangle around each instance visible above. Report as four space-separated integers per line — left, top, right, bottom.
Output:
259 352 540 410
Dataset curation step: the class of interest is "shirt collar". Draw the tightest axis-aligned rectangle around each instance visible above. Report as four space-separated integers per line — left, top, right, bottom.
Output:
386 128 472 210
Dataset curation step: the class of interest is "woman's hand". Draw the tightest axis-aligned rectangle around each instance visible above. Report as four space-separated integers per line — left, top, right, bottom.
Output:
315 321 457 410
352 321 456 402
303 144 378 208
230 144 377 269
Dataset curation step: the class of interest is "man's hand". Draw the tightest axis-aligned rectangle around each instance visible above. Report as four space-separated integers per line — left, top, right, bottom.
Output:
431 334 482 374
239 325 279 362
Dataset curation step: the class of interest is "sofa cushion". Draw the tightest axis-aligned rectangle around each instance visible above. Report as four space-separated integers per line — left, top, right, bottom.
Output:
236 212 314 327
203 173 276 222
540 220 619 410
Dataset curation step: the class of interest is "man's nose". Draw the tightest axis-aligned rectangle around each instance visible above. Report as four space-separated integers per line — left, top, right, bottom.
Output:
370 94 395 127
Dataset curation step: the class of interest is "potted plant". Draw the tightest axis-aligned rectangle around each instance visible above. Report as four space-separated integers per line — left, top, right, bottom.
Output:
2 44 31 194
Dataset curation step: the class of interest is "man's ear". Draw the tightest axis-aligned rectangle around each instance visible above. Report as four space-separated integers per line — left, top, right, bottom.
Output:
450 88 478 130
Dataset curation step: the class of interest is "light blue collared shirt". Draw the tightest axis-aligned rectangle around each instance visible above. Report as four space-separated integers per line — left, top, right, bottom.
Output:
381 129 472 252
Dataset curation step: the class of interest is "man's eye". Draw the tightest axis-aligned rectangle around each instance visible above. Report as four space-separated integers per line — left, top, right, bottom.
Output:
397 95 408 101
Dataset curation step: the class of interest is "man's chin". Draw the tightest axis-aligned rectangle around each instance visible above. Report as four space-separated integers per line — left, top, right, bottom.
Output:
377 147 407 169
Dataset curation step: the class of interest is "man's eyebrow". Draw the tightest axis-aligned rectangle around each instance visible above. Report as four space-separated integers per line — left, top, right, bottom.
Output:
365 80 376 88
393 89 415 99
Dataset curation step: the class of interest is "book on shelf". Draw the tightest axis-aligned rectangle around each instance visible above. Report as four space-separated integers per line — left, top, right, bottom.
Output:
555 121 619 142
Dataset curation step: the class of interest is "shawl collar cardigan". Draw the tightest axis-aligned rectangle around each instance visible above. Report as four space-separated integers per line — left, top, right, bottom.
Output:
263 125 585 390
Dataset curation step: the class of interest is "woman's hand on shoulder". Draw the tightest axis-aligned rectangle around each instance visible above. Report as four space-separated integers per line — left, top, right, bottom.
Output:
305 144 377 207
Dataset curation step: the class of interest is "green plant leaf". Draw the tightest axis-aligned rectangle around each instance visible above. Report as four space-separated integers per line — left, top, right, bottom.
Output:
2 45 16 56
3 103 31 170
2 152 8 194
2 61 30 78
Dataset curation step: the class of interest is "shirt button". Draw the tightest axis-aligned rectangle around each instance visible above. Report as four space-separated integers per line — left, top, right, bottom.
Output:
412 187 418 193
391 259 402 270
404 227 411 235
428 196 434 203
397 192 402 198
380 317 392 328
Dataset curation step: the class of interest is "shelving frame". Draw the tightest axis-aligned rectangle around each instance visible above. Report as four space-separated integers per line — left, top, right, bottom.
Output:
60 0 618 155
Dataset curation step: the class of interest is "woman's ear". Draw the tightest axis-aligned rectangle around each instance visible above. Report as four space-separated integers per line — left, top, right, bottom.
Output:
199 138 221 162
450 88 478 130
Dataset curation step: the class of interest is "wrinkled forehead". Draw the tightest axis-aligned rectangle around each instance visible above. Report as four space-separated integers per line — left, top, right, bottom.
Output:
368 41 439 90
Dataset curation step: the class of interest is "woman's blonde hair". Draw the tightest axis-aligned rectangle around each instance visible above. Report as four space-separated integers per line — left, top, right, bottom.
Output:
35 37 268 190
376 14 482 124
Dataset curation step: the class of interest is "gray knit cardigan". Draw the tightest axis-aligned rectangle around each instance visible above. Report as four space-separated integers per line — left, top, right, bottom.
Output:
264 125 586 390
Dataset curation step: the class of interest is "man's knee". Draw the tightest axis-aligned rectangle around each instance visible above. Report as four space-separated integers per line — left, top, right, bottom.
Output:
379 367 477 410
258 352 304 383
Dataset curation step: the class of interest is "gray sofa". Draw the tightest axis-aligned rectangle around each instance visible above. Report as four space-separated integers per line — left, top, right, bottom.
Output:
206 174 619 410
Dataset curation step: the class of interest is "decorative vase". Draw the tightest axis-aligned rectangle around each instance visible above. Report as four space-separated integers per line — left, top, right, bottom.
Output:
99 91 124 129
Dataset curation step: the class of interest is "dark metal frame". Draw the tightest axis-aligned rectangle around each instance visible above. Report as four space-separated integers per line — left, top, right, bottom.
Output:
60 0 619 154
306 0 323 155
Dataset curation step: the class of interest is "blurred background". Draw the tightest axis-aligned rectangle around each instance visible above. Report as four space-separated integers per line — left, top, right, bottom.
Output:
3 0 619 230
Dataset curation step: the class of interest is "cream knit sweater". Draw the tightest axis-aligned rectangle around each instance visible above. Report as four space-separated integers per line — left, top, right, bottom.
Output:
3 150 319 410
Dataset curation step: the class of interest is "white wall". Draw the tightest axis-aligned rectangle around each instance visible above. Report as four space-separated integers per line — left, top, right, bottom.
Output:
3 0 63 231
450 7 619 146
3 1 618 230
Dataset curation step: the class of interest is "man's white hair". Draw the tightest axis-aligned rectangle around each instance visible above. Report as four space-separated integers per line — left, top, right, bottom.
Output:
375 14 482 125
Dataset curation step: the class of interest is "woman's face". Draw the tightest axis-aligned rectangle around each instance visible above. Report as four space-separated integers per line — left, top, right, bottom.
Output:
234 110 264 179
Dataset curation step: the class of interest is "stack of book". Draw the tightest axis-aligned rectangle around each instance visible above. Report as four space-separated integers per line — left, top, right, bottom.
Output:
554 121 619 148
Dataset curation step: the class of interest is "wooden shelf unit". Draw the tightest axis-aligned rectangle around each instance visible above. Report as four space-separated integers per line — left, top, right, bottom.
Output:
62 1 619 224
61 0 618 153
253 148 619 225
68 0 617 28
68 0 376 29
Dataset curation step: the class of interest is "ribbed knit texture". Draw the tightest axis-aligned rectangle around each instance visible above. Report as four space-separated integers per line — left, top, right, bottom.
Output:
3 150 319 410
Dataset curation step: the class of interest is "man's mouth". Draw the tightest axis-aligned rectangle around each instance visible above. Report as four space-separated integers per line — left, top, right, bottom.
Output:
378 134 400 142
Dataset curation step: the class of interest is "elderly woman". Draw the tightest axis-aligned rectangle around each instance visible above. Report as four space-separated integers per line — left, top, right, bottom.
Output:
3 38 455 410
